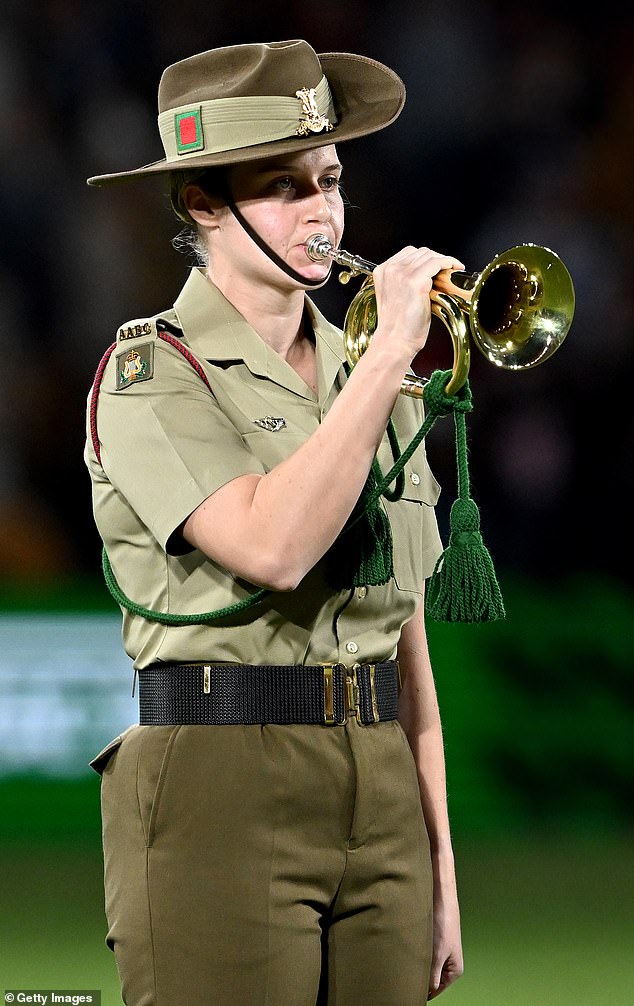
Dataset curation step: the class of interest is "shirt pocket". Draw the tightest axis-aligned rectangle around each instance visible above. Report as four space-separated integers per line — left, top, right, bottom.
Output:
241 429 306 471
384 462 441 593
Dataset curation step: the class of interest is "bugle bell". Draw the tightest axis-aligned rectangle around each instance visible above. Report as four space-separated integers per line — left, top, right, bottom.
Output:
305 235 575 397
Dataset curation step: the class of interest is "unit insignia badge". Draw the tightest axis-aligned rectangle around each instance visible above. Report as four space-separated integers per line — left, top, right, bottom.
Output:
115 343 154 390
295 87 334 137
253 416 287 432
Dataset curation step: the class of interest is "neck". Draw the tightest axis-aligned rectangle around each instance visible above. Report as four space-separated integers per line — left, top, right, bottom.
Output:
207 264 307 357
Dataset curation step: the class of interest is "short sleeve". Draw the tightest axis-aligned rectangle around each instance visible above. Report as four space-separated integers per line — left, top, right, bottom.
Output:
93 339 266 550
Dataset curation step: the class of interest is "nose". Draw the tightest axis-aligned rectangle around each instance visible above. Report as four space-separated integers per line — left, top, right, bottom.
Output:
302 185 330 223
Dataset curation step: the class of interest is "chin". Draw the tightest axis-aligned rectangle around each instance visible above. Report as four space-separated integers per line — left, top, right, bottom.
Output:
297 267 332 290
289 253 332 284
302 274 331 291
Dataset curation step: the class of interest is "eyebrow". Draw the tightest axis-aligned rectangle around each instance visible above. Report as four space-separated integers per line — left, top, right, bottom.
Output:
255 162 343 174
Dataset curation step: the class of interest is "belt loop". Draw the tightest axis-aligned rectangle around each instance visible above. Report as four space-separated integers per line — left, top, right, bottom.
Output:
203 665 211 694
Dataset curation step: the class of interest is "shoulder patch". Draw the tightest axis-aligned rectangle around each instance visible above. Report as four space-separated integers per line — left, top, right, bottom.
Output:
115 342 154 390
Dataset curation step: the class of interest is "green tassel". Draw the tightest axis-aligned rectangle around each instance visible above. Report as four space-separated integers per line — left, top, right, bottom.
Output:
425 400 506 623
425 497 506 622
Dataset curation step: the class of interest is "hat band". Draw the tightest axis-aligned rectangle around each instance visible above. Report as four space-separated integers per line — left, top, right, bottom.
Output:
158 76 338 162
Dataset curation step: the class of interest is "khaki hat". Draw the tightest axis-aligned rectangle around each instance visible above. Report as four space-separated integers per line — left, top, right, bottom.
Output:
87 39 405 186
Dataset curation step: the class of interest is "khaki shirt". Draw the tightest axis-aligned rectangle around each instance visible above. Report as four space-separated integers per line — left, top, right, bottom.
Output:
85 268 443 670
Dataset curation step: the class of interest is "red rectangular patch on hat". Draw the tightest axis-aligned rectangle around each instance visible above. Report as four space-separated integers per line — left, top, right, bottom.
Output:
175 108 204 155
179 116 197 145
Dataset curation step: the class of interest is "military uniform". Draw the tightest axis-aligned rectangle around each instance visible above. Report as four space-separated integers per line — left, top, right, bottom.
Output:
87 267 444 1005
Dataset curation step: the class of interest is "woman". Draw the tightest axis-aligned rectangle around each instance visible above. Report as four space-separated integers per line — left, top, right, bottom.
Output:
87 39 464 1005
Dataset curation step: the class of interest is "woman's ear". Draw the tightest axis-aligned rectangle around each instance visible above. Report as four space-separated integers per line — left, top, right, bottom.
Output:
182 185 226 228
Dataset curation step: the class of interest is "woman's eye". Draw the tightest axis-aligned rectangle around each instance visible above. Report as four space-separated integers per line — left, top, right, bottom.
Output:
271 175 340 194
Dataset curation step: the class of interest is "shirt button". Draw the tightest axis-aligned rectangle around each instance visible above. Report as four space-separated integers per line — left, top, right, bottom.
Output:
345 641 359 655
356 586 367 600
410 472 421 486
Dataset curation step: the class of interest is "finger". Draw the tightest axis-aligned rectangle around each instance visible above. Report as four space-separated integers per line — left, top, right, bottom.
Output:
377 257 461 292
415 249 466 272
427 963 443 999
428 975 448 1000
395 251 466 279
376 245 420 270
428 958 463 999
385 247 458 267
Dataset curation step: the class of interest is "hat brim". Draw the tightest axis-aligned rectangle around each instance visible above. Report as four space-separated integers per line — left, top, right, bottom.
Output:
87 52 405 187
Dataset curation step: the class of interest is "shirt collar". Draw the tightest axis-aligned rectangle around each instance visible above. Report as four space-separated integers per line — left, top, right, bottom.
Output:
173 267 346 404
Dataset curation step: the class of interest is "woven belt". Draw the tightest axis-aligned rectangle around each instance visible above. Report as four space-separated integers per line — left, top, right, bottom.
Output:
137 661 400 726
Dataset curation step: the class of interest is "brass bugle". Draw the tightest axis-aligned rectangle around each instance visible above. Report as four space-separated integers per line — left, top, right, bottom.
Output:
305 234 575 397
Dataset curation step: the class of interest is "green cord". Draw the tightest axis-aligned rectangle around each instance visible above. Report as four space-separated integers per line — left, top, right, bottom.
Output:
380 418 405 502
101 413 415 621
101 548 268 625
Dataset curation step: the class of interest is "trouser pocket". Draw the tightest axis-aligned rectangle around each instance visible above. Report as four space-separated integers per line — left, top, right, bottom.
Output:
89 724 137 776
96 725 182 848
136 725 182 847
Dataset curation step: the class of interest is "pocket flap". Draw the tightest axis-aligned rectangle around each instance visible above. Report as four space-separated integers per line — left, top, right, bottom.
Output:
89 724 136 776
398 462 441 506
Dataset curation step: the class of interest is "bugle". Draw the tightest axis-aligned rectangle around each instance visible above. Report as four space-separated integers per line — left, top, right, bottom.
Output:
305 234 575 397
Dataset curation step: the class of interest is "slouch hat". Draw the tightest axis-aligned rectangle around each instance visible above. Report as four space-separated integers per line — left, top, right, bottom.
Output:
87 39 405 185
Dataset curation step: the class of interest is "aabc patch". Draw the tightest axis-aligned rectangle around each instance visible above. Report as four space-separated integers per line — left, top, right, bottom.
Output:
115 342 154 390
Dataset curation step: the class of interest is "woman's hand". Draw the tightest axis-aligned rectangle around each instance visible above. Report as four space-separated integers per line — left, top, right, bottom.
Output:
428 884 464 999
371 246 465 365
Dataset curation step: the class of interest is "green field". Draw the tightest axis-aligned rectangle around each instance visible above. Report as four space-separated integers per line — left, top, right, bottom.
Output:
1 574 632 1003
2 830 633 1005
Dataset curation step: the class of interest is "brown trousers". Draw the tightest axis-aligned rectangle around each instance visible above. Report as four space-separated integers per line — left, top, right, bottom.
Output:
95 718 433 1005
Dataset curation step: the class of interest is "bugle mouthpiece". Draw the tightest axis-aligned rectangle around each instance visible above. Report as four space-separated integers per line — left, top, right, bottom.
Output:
305 234 333 262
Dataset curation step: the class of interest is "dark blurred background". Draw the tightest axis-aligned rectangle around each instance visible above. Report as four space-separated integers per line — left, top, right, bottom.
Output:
1 2 633 1003
1 0 633 586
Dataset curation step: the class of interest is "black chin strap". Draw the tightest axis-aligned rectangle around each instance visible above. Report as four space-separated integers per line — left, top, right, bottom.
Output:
225 194 331 288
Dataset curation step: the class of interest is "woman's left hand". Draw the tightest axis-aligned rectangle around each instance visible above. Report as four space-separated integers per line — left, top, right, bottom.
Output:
428 887 464 999
396 604 465 1000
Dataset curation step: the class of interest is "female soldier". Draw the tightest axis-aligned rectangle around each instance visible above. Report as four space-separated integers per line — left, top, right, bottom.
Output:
86 39 464 1006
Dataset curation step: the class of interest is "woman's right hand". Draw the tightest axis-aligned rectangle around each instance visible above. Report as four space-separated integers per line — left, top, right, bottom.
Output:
370 246 465 365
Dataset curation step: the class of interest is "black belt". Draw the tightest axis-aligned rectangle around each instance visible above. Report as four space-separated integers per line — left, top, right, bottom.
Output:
138 661 401 726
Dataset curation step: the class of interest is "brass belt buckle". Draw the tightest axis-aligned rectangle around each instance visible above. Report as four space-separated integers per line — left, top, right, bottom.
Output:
323 662 380 725
354 664 379 724
346 665 361 724
323 663 355 725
